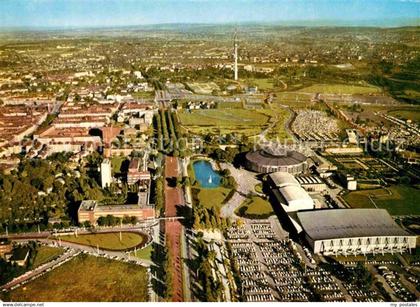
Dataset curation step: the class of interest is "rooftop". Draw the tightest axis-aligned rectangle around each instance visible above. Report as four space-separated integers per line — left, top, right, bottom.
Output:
269 172 299 188
297 209 412 241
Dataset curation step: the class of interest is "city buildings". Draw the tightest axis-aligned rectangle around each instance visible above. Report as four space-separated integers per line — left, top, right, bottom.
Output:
100 159 112 188
77 200 155 225
127 158 151 186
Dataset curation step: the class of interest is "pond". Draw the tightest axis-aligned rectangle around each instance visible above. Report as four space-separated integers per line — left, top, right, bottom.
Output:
192 160 221 188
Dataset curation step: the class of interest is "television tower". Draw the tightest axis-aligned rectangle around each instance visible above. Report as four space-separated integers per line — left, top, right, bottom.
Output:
233 31 238 81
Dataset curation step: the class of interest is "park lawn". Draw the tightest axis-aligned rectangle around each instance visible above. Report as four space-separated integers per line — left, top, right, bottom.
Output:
8 255 149 302
298 83 381 95
59 232 145 251
259 106 292 140
275 91 312 106
343 185 420 215
131 244 153 261
245 78 274 91
33 246 64 268
178 109 268 127
236 196 275 218
194 187 232 211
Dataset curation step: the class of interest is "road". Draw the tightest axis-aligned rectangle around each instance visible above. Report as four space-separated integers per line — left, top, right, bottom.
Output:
1 249 80 291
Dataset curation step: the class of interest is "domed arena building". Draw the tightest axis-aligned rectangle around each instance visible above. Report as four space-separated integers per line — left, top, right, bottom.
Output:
245 146 308 174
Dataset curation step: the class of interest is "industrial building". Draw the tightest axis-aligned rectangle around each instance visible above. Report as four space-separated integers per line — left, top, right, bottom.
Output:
78 200 155 225
295 175 326 192
269 172 314 212
337 171 357 190
297 209 417 256
245 146 308 174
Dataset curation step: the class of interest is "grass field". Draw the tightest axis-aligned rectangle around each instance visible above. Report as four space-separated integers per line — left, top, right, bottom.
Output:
7 255 149 302
388 109 420 124
132 91 154 99
235 196 274 218
193 186 232 211
33 246 64 268
178 108 269 136
179 109 268 126
343 185 420 215
130 244 153 261
59 232 145 251
245 78 274 91
273 91 320 109
298 83 381 95
110 156 128 174
259 106 292 140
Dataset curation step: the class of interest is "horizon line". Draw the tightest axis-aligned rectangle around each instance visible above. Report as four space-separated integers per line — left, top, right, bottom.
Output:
0 18 419 33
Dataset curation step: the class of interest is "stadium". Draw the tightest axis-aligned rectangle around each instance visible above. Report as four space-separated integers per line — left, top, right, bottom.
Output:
245 146 308 174
297 209 417 256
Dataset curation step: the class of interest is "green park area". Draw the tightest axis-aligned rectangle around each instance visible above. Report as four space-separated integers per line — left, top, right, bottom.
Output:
178 106 291 139
235 196 275 219
178 108 269 136
258 106 292 140
130 244 153 261
59 232 145 251
298 83 381 95
244 78 274 91
192 187 232 211
33 246 64 268
343 185 420 215
7 255 149 302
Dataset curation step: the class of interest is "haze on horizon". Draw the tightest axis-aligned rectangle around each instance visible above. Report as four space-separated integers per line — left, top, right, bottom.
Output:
0 0 419 29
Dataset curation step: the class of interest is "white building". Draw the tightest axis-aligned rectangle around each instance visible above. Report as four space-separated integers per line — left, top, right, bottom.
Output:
297 209 417 256
269 172 314 212
100 159 112 188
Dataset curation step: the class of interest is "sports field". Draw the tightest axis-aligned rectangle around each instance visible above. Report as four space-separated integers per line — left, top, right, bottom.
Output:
298 83 381 95
235 196 274 219
33 246 64 268
343 185 420 215
59 232 145 251
8 255 149 302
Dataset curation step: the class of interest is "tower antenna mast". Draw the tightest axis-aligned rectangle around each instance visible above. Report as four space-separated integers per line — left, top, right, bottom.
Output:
234 30 238 81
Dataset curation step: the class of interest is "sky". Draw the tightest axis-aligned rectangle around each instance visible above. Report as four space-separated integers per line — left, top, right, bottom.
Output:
0 0 419 29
